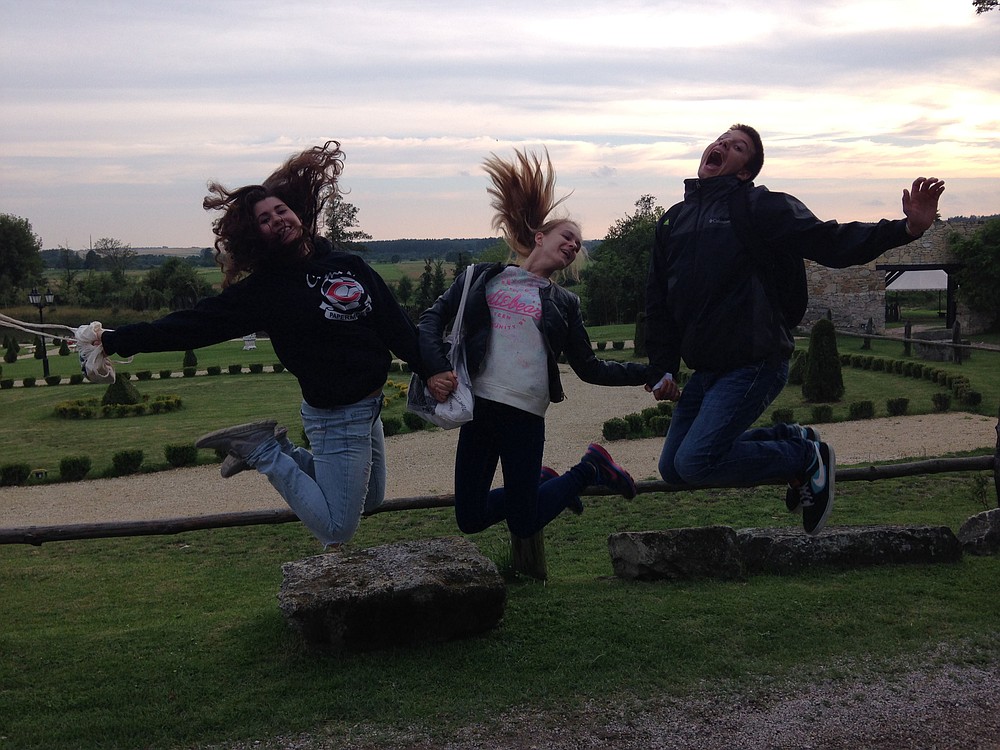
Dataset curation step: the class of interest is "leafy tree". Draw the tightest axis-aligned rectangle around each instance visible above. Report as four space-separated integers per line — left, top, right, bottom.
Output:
93 237 136 284
325 194 373 253
0 213 44 305
415 258 436 312
140 257 213 310
973 0 997 12
478 240 512 264
582 195 662 325
951 217 1000 329
432 259 447 300
802 318 844 402
395 275 414 306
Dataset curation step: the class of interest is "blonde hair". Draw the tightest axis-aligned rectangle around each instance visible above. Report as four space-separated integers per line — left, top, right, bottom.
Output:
482 148 578 260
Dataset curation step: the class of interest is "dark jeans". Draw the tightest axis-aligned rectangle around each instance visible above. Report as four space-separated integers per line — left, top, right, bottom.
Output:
454 398 591 539
658 359 814 487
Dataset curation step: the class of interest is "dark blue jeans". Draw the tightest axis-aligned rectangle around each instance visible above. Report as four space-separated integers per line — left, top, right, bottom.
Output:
658 359 814 487
454 398 591 539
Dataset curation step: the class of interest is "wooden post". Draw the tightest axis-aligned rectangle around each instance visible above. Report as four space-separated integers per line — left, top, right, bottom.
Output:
952 320 963 365
994 407 1000 509
511 532 547 580
903 321 912 357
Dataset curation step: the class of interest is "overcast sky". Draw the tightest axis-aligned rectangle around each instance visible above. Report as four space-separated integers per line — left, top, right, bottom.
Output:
2 0 998 250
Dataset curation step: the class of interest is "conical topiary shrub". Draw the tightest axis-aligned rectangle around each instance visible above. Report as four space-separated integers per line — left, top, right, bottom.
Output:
802 318 844 403
101 376 142 406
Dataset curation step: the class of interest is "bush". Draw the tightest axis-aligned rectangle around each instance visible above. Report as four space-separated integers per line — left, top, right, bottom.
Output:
102 377 141 406
0 463 31 487
788 351 807 385
273 363 285 373
228 364 243 375
182 367 196 378
961 390 983 407
136 370 153 381
206 365 222 376
45 375 62 386
0 378 13 390
811 404 834 423
183 349 198 368
59 340 70 356
886 397 909 416
648 415 671 436
164 444 198 467
802 319 844 402
112 449 144 476
771 408 795 424
22 377 36 387
932 392 951 412
624 413 645 436
596 341 607 351
159 369 173 379
59 456 92 482
848 400 875 420
249 363 264 374
69 373 84 385
402 411 427 431
382 416 402 437
602 418 629 441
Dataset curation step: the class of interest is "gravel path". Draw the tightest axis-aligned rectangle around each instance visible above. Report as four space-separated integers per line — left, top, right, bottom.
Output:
0 374 995 529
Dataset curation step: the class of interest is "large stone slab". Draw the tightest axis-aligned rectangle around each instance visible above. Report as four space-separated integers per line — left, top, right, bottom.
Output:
608 525 962 582
737 525 962 576
278 536 506 650
607 526 745 582
958 508 1000 556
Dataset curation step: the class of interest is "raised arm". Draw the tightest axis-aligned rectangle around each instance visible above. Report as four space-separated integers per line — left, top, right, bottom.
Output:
902 177 946 238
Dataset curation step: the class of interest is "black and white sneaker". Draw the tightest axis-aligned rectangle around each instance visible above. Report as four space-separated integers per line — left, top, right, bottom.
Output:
798 442 835 536
784 425 822 513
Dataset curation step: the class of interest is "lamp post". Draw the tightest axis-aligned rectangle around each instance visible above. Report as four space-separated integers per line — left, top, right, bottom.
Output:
28 287 55 378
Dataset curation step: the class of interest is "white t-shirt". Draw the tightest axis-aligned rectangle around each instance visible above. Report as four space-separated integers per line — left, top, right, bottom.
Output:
473 266 550 416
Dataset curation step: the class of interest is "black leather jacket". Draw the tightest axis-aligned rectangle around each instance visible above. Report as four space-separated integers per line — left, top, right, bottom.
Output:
420 262 651 403
645 176 915 381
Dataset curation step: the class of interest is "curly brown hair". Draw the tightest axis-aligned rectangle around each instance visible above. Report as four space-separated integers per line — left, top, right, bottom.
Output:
203 141 345 286
482 148 576 259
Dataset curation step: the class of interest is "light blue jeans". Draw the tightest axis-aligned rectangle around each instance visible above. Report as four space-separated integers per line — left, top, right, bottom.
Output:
658 359 814 487
246 395 385 547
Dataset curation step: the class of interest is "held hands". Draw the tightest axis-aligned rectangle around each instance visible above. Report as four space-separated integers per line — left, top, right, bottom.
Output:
645 373 681 402
427 370 458 404
902 177 945 237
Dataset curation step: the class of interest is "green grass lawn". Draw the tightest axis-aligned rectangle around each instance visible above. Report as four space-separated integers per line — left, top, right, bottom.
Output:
2 473 998 749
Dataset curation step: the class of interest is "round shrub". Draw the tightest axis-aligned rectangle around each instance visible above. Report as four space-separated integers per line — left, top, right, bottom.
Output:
69 373 84 385
382 416 402 437
159 369 173 379
402 411 427 431
596 341 607 351
273 363 285 373
771 408 795 425
0 463 31 487
961 390 982 407
60 456 92 482
182 367 196 378
602 418 629 441
612 341 625 350
811 404 833 423
886 397 909 416
648 415 671 436
624 413 645 436
136 370 153 381
45 375 62 386
206 365 222 376
249 363 264 374
228 364 243 375
848 400 875 420
0 379 13 390
112 449 144 476
22 377 36 387
932 392 951 412
164 444 198 467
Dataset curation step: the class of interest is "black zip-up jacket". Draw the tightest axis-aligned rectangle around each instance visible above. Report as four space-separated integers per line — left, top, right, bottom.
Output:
102 238 423 408
645 176 917 381
420 262 652 403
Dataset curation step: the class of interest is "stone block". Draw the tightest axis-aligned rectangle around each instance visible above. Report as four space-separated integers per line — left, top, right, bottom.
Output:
607 526 744 582
958 509 1000 556
737 525 962 576
608 525 962 582
278 536 506 650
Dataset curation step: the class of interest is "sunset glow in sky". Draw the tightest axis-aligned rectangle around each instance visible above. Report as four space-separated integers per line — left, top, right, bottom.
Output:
2 0 998 250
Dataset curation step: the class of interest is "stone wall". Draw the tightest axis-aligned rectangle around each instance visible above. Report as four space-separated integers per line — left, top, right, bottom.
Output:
800 219 990 335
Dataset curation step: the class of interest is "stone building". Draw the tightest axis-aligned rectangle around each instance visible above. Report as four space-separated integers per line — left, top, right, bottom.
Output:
800 218 992 335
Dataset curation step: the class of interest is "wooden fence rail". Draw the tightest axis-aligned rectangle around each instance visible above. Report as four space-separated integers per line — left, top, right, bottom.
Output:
2 453 996 549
